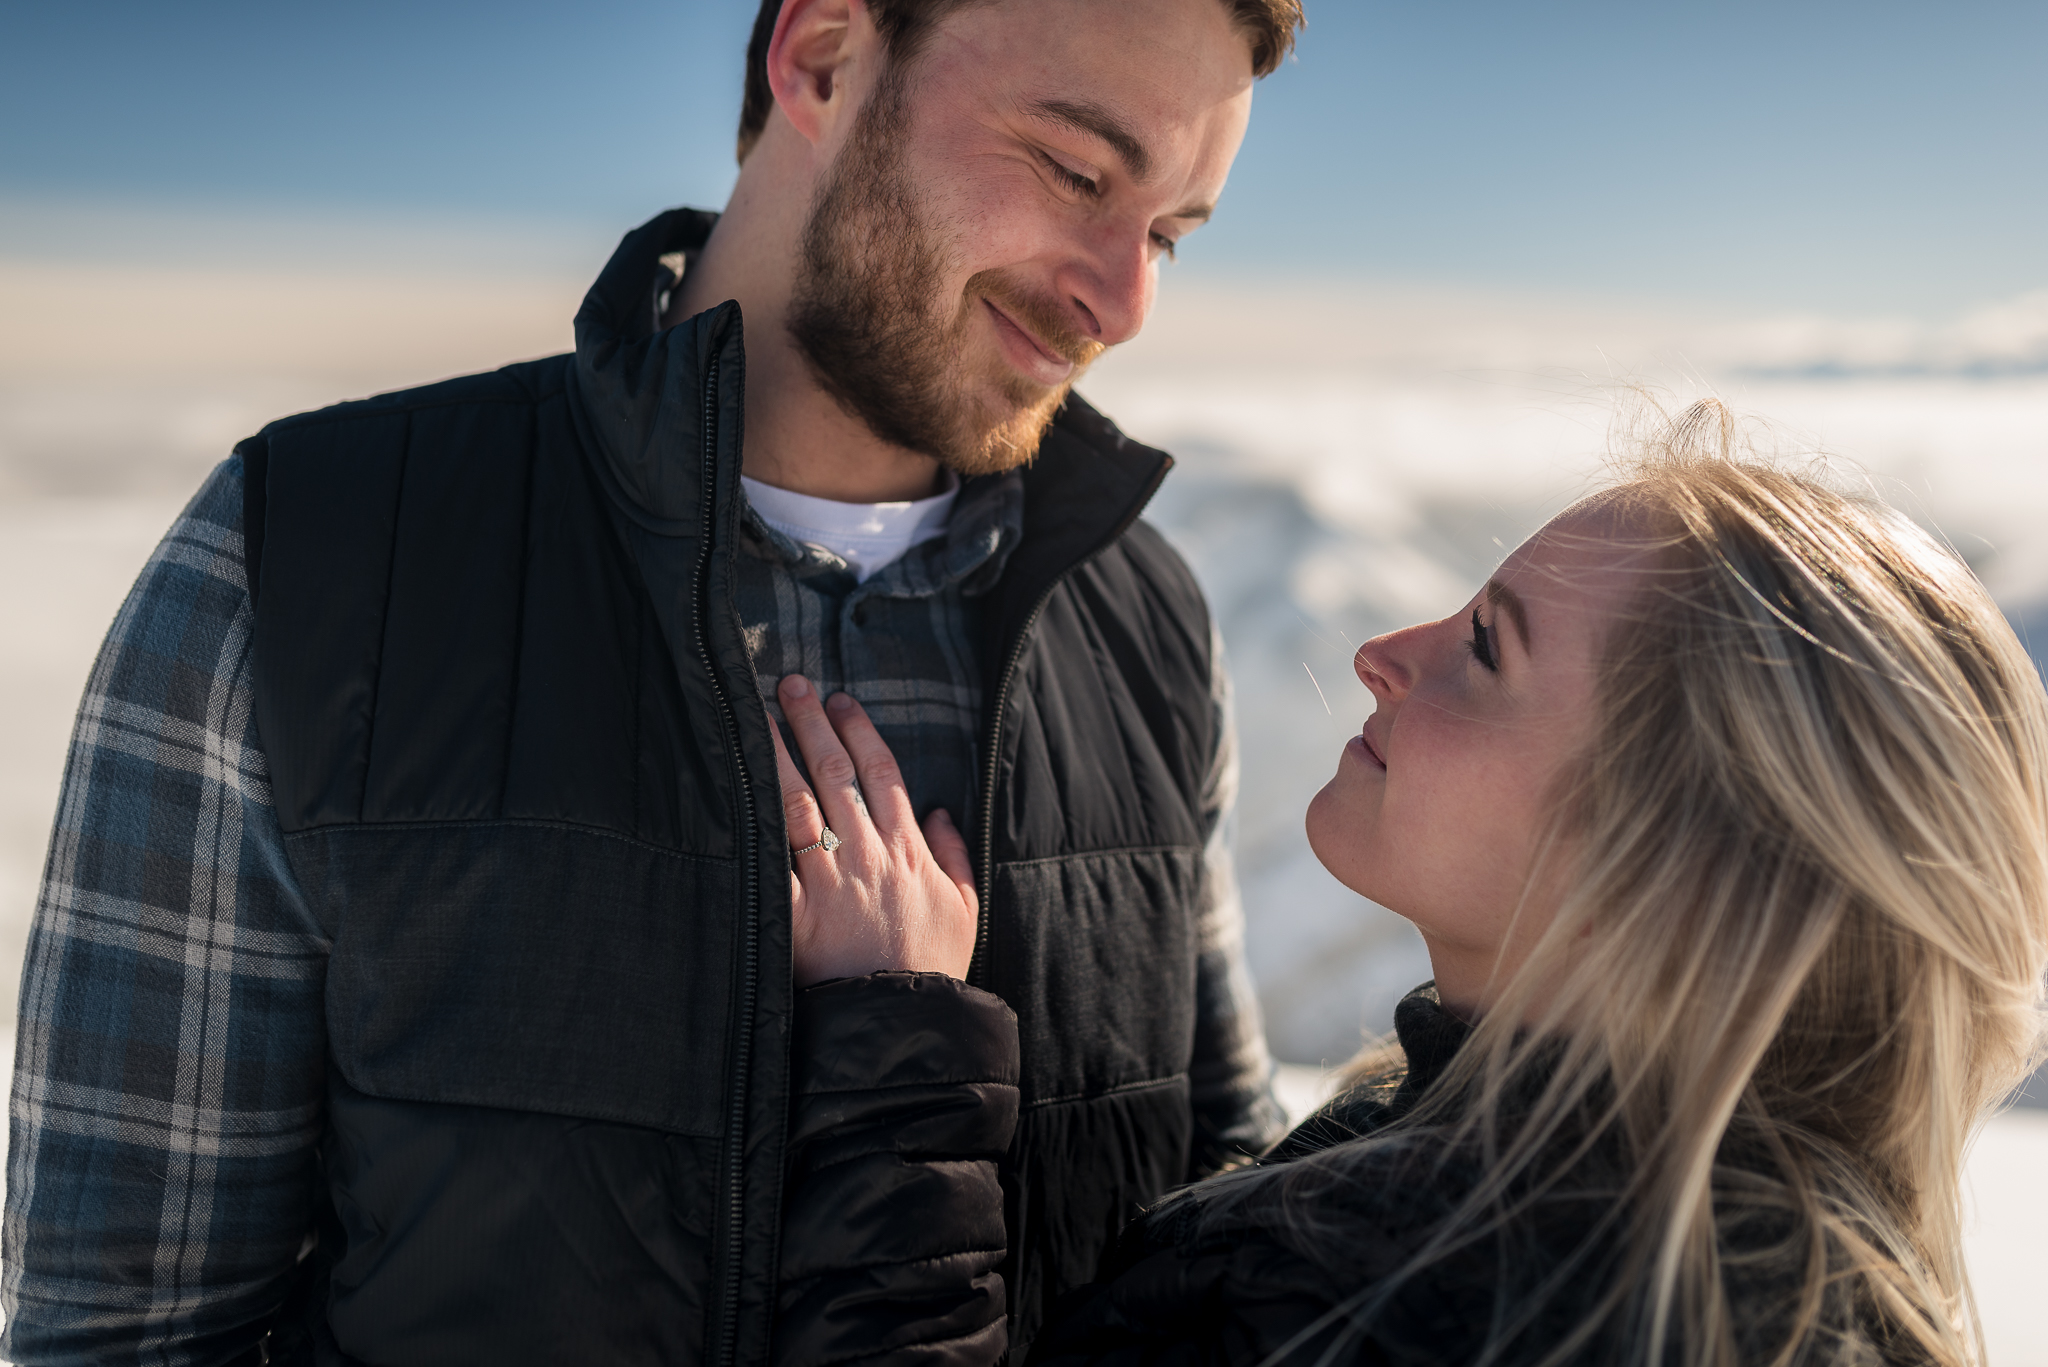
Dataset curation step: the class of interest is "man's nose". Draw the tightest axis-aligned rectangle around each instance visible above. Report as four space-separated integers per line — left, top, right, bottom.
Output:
1058 224 1154 348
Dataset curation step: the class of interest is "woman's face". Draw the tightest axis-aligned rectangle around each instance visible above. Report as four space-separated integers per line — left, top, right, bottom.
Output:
1305 501 1650 1012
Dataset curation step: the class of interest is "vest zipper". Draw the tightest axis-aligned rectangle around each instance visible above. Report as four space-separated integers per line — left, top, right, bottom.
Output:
968 460 1172 986
699 356 761 1367
968 594 1045 986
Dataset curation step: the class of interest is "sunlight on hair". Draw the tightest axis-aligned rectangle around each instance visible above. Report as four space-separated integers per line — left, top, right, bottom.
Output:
1201 398 2048 1367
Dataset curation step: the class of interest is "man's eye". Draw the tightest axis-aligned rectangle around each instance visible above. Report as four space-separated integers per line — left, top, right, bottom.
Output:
1038 151 1100 198
1150 232 1178 262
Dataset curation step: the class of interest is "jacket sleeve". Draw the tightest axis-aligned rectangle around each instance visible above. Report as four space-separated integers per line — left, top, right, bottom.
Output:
1185 634 1287 1178
1023 1197 1396 1367
776 972 1021 1367
1025 1245 1389 1367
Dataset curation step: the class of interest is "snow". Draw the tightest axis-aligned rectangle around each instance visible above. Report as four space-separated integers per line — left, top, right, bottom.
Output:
4 264 2045 1349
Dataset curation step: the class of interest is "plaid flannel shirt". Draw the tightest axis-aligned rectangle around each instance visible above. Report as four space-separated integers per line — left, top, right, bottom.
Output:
4 458 326 1364
735 471 1025 830
4 453 1281 1363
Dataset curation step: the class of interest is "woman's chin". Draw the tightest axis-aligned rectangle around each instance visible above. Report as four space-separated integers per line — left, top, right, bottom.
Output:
1304 784 1378 899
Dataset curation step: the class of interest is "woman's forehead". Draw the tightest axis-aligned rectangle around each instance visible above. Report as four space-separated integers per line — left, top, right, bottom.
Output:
1496 502 1663 646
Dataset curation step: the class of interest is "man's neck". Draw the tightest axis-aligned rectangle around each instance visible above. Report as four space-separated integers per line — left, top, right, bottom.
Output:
671 152 947 506
737 376 948 504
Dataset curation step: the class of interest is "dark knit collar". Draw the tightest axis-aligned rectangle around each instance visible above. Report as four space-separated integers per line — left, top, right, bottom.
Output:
1389 982 1473 1099
1260 983 1471 1164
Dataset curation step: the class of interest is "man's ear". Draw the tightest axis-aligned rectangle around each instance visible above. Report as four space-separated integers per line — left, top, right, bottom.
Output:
765 0 876 147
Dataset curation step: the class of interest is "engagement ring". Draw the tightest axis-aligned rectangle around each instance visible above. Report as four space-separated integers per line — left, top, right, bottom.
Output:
790 826 841 859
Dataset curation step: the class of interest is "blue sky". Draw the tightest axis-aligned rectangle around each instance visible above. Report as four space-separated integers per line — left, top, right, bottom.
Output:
5 1 2044 313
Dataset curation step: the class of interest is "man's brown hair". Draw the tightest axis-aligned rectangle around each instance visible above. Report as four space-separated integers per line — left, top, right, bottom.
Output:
736 0 1304 162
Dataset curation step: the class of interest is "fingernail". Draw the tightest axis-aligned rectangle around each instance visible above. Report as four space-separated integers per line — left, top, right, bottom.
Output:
827 692 854 713
782 675 811 698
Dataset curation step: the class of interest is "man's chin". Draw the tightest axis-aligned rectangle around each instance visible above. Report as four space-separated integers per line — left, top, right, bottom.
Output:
941 384 1072 477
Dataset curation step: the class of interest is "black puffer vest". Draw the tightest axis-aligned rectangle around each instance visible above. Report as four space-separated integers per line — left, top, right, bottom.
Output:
239 210 1219 1364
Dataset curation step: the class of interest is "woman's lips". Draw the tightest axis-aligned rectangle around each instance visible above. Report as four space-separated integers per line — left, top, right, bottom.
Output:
1348 728 1387 771
983 298 1076 387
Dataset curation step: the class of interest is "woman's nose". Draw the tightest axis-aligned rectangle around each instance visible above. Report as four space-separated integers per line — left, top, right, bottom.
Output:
1354 620 1430 701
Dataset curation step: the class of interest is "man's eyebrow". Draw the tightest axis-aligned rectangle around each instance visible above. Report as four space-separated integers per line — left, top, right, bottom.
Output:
1023 97 1153 184
1485 580 1531 653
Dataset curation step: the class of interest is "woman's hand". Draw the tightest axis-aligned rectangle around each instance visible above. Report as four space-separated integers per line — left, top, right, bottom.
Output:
772 675 980 987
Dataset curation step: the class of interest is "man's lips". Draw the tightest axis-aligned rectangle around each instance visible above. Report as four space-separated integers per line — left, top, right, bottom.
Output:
982 298 1076 386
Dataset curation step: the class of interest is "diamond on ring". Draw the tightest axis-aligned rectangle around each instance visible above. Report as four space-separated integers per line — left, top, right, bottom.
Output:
790 825 841 858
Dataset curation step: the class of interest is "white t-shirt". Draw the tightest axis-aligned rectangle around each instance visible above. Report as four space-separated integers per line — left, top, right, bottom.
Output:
741 473 959 584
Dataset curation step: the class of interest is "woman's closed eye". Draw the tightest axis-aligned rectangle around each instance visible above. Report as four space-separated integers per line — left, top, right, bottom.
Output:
1467 608 1499 673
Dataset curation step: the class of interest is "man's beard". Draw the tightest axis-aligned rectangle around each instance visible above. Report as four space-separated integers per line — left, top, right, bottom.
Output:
787 81 1106 477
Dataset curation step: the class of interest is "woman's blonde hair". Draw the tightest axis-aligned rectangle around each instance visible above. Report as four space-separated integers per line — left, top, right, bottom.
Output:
1253 400 2048 1365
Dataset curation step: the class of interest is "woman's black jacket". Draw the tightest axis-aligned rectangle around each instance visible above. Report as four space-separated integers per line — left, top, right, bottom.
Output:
778 975 1920 1366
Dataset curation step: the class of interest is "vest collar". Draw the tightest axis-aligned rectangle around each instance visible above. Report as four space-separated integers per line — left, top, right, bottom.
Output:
569 207 736 534
568 208 1172 574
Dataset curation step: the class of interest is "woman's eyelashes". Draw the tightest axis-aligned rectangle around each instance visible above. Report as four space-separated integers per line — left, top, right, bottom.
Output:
1467 608 1500 673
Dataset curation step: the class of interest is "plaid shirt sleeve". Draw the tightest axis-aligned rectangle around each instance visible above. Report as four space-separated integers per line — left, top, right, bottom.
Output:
1184 628 1288 1178
4 456 330 1365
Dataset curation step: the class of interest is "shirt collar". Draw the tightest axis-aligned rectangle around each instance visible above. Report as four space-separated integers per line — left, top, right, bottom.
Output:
740 469 1025 600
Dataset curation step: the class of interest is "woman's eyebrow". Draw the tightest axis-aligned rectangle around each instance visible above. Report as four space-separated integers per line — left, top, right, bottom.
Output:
1486 580 1531 652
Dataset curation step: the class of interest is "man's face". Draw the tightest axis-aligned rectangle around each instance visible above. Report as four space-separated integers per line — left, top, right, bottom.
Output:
788 0 1255 475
